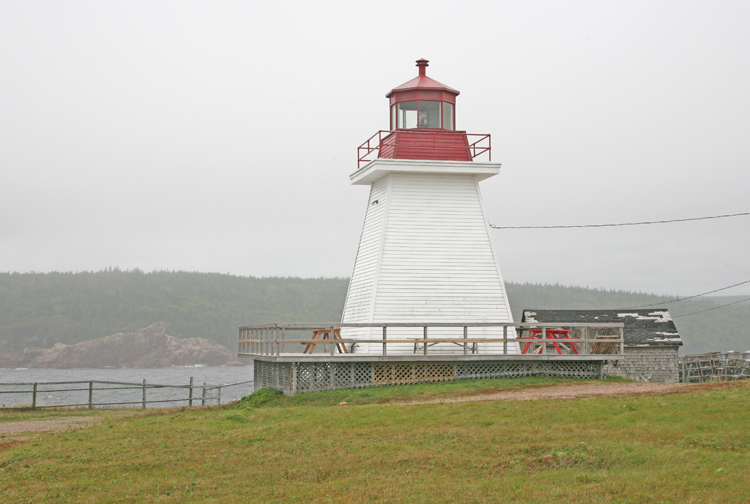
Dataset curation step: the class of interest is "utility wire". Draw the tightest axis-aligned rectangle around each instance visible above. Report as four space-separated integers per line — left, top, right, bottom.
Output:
625 279 750 309
506 279 750 311
489 212 748 230
673 296 750 318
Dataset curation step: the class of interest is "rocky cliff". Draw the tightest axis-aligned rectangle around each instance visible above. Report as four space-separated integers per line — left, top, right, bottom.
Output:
0 324 243 368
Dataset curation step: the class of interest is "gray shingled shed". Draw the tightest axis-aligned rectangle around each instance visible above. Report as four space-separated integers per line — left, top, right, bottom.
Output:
521 309 682 383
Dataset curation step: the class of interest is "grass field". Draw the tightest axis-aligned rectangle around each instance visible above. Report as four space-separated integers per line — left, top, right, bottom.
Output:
1 377 749 503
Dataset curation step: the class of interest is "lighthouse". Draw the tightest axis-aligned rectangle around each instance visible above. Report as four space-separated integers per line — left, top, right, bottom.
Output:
240 58 622 393
342 59 517 354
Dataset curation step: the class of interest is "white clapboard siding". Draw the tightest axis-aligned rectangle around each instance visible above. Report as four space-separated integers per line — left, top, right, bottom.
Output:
340 176 390 347
341 169 518 355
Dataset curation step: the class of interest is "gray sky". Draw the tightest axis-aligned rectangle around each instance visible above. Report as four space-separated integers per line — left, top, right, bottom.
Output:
1 0 748 297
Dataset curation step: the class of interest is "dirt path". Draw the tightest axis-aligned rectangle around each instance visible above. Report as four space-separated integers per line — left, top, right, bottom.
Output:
0 416 99 434
394 381 725 406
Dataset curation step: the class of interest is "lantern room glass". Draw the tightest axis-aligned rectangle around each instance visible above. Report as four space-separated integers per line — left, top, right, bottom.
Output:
443 102 454 130
396 100 449 129
418 101 441 128
397 101 418 129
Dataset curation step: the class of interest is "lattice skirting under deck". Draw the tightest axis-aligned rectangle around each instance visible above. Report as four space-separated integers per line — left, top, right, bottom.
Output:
254 360 603 395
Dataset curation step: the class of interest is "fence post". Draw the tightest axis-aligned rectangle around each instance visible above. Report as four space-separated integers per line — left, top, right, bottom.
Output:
32 383 37 410
217 386 221 406
189 377 194 407
201 382 206 406
88 381 94 410
724 354 728 382
141 379 147 409
681 359 686 383
292 363 298 396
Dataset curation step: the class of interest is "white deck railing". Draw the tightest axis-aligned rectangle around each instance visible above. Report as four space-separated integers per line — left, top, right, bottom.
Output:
239 322 624 359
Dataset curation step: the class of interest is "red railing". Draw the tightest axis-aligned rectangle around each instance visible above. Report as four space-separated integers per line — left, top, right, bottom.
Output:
357 130 492 169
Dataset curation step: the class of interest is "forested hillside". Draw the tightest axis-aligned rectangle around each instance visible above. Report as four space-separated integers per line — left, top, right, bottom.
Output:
0 270 348 353
0 270 747 355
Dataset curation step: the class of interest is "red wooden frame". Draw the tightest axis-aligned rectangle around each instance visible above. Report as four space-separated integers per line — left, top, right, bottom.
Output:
518 328 580 355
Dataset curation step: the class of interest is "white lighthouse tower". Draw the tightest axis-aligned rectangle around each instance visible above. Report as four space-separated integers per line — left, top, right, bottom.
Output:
342 59 517 354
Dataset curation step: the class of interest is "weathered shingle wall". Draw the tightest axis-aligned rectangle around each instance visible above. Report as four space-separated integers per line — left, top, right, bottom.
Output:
604 347 680 383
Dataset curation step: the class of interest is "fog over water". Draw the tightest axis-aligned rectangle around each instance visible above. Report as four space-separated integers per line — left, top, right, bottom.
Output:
1 1 748 297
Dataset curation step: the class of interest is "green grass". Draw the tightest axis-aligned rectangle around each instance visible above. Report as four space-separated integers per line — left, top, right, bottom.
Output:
232 376 596 408
1 379 748 503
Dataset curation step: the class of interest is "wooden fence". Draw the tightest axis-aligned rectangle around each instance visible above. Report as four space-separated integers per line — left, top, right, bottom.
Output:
0 378 253 410
681 351 750 383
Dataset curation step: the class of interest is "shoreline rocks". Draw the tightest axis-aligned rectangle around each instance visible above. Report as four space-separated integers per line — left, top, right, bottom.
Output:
0 324 244 368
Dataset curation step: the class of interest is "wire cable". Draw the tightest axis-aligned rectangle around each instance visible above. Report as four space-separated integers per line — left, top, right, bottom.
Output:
624 279 750 309
673 296 750 318
506 279 750 312
489 212 748 230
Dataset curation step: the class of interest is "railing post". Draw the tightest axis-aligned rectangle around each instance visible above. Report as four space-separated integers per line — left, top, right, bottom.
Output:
189 377 194 407
463 326 468 356
329 327 335 356
276 326 281 356
503 326 508 355
423 326 428 356
142 379 147 409
217 386 222 406
88 381 93 410
581 326 587 355
541 327 547 355
32 383 37 410
619 326 625 355
382 326 387 356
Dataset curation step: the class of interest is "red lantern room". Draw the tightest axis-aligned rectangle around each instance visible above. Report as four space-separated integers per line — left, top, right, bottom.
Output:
387 58 458 131
357 59 490 167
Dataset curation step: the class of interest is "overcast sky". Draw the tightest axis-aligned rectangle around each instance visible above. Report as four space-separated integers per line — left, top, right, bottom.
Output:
1 1 748 297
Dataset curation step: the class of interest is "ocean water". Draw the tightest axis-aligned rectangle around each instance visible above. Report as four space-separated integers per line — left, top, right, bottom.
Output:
0 365 254 409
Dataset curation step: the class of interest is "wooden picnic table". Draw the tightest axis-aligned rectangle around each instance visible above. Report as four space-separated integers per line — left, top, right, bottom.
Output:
302 328 349 354
518 328 579 355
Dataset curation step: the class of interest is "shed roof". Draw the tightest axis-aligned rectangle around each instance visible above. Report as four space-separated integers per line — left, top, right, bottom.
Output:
521 309 682 347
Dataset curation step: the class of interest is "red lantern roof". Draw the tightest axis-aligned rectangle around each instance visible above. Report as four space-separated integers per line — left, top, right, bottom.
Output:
356 59 491 168
385 59 460 109
386 59 460 101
